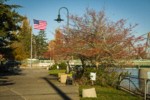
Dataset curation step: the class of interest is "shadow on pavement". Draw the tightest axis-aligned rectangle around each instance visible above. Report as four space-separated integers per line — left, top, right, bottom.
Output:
0 67 23 86
0 76 15 86
43 77 72 100
0 67 22 76
0 79 15 86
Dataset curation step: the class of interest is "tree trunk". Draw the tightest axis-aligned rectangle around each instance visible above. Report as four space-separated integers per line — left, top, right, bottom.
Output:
80 57 86 73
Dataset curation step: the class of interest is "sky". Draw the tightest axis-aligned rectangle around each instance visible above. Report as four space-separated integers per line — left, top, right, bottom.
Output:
7 0 150 41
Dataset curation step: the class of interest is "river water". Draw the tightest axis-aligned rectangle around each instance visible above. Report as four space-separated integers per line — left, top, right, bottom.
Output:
120 68 139 88
124 68 139 77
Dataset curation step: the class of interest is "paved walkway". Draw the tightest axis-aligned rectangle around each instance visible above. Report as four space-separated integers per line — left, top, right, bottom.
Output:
0 68 79 100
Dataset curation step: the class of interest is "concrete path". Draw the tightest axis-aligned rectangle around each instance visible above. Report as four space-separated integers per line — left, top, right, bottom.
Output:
0 68 79 100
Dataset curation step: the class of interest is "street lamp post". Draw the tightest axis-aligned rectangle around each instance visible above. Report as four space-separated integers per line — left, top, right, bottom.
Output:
54 7 69 28
54 7 70 73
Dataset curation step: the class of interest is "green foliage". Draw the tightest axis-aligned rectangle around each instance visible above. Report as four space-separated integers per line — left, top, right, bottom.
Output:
50 64 58 70
58 62 67 70
32 30 48 59
77 66 129 88
0 0 24 60
16 18 32 59
11 41 28 60
49 70 66 75
0 1 24 36
50 62 67 70
95 68 119 87
78 67 96 85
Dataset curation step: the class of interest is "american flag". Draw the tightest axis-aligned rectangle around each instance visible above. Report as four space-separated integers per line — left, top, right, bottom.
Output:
33 19 47 30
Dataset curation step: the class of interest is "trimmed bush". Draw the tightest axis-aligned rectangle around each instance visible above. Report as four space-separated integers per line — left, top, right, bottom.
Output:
58 62 67 70
50 62 67 70
50 64 58 70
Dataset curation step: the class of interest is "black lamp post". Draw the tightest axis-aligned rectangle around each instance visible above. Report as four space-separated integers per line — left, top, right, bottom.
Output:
54 14 64 22
54 7 69 27
55 7 70 73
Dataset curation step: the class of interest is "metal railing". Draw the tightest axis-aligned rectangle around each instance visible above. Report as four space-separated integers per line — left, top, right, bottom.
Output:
119 75 150 100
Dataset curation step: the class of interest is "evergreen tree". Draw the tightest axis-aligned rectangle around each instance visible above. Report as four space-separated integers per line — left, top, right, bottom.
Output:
0 0 24 60
33 30 48 59
12 18 32 60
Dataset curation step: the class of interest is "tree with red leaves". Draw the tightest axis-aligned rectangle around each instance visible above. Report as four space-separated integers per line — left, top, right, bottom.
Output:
48 9 146 86
47 29 65 63
60 9 146 69
49 9 146 73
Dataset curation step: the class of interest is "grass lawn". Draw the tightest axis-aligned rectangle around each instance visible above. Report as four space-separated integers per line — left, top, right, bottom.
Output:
49 70 66 76
79 86 143 100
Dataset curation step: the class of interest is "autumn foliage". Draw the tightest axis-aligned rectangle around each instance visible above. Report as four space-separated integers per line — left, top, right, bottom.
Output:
49 9 146 69
47 9 147 86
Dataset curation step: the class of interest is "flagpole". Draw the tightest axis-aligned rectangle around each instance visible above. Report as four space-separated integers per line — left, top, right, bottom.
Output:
32 19 47 68
30 31 32 68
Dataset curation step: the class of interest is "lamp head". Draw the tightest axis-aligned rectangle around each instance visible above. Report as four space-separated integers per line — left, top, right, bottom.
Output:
54 14 64 23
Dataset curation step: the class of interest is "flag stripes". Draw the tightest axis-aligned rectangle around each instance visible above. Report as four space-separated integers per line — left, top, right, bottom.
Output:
33 19 47 30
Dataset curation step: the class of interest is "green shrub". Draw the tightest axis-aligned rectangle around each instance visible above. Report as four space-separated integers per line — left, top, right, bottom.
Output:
50 62 67 70
58 62 67 70
76 66 128 88
95 68 119 87
50 64 58 70
76 67 96 85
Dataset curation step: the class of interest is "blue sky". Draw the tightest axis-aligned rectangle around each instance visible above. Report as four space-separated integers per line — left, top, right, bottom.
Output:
7 0 150 41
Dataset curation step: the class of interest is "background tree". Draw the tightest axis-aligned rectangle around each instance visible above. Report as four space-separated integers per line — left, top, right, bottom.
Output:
47 29 65 63
44 40 55 60
11 18 32 60
0 0 24 60
33 30 48 59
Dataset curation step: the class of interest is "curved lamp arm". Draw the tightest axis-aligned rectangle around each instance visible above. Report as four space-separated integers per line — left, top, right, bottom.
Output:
55 7 69 28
